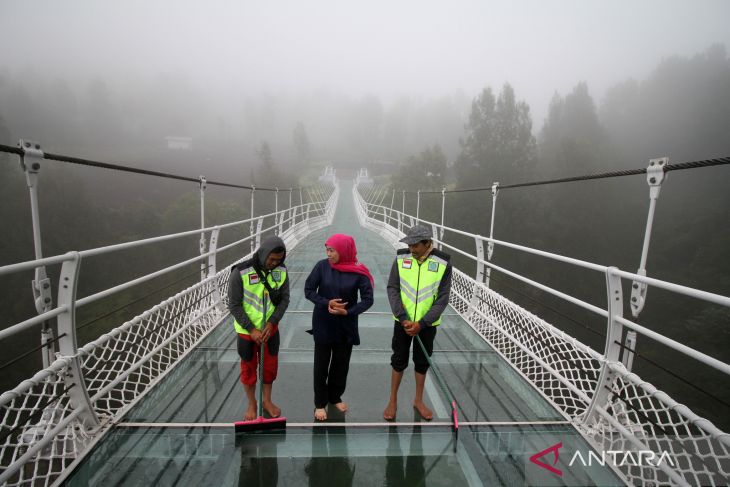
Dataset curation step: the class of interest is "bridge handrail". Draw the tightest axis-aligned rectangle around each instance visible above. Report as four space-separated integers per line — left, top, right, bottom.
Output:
354 180 730 486
0 180 339 487
0 200 327 342
355 191 730 375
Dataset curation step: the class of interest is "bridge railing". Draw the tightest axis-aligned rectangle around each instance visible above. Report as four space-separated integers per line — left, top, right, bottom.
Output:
353 179 729 487
0 180 338 487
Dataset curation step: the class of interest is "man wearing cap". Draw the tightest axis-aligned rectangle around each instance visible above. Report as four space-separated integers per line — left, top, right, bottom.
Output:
383 224 452 421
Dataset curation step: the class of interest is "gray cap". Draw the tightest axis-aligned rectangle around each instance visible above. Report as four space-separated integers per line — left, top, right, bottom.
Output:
399 224 433 245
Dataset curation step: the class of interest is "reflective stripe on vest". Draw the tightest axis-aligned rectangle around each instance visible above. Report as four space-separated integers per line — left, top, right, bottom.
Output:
395 253 447 326
233 265 288 335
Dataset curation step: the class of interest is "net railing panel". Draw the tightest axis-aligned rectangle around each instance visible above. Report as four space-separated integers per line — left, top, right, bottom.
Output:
0 182 337 486
353 180 729 486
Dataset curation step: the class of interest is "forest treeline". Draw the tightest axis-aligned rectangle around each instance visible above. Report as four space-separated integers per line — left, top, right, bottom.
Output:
1 44 729 427
389 44 730 429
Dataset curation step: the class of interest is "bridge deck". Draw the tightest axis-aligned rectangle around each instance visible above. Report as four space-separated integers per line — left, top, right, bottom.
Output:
64 182 623 486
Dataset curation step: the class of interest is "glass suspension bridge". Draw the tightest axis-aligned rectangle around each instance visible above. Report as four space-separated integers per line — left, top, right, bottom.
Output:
0 141 729 486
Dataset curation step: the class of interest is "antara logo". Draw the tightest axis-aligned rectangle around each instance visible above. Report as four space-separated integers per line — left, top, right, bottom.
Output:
530 441 675 477
530 441 563 476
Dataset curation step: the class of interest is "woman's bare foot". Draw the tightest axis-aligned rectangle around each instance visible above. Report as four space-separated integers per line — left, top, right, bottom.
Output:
333 402 348 412
413 401 433 420
262 400 281 418
244 401 257 421
314 408 327 421
383 402 397 421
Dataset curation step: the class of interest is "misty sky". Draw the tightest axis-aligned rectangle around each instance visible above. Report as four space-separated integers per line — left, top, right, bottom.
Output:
2 0 730 126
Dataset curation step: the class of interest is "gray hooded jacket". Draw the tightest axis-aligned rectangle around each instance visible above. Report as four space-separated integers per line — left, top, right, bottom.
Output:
228 236 290 332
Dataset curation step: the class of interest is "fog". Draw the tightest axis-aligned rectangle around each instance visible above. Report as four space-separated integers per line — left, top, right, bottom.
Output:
1 0 730 430
2 0 729 157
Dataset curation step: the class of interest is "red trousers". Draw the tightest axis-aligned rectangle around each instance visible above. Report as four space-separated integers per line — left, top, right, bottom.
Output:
237 330 279 385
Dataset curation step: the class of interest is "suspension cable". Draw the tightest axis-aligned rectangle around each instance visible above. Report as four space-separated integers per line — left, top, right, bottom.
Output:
0 333 66 372
489 273 605 339
0 384 74 446
0 143 299 192
482 274 728 411
76 266 205 332
95 287 215 371
606 384 723 478
397 155 730 194
614 340 730 409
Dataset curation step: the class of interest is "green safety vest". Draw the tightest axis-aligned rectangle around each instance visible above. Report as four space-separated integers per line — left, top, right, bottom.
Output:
233 265 288 335
395 250 448 326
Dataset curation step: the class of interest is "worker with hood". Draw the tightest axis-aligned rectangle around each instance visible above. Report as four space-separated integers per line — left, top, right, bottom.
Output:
228 235 290 421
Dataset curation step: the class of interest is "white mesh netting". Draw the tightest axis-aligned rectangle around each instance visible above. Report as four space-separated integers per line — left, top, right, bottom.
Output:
0 184 337 486
354 183 729 486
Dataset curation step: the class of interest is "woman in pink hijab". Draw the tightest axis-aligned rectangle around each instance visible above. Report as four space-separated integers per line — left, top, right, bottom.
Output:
304 234 374 421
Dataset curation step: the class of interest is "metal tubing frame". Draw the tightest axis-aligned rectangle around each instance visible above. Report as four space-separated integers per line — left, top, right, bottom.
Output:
584 267 624 423
440 187 446 243
20 140 56 367
55 253 100 429
249 186 256 254
624 157 668 370
354 191 730 377
199 176 207 281
0 199 331 342
275 187 281 235
486 182 499 288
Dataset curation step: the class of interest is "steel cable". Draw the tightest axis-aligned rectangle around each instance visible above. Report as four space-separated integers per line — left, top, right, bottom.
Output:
398 155 730 194
0 143 298 192
76 266 206 332
613 340 730 410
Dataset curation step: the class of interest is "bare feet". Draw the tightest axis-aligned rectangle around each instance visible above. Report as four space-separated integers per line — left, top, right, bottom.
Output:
262 400 281 418
383 402 397 421
333 402 348 412
314 408 327 421
244 401 257 421
413 401 433 420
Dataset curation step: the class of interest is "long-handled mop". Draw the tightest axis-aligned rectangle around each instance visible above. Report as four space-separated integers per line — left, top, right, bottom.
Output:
415 334 459 449
235 292 287 433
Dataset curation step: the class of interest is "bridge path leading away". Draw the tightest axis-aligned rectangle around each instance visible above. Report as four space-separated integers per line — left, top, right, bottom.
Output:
64 181 623 486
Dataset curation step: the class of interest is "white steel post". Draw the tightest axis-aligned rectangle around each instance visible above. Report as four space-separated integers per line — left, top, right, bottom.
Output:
275 187 281 235
207 227 223 309
440 187 446 244
485 182 499 288
289 188 293 230
56 253 100 429
199 176 207 281
19 140 55 368
624 157 668 371
416 190 421 221
250 186 256 254
585 267 624 423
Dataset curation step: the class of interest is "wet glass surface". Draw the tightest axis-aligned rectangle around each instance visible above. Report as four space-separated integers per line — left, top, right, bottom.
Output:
64 181 621 485
66 425 623 487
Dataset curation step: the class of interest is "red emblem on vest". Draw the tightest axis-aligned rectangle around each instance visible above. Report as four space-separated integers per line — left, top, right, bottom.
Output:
402 259 412 269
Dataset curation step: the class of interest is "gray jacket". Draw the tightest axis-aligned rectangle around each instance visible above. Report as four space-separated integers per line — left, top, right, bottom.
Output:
386 248 452 327
228 236 290 332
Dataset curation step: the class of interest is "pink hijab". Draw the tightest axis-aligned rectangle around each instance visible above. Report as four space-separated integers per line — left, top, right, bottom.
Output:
325 234 374 287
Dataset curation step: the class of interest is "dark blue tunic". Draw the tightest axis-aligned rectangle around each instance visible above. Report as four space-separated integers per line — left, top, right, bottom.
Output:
304 259 374 345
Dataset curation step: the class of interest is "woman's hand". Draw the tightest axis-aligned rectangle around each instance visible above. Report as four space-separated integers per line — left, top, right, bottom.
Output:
328 298 348 315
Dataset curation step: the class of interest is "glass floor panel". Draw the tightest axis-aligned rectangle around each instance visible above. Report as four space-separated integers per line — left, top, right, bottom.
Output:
66 425 623 487
124 313 560 423
64 181 624 485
